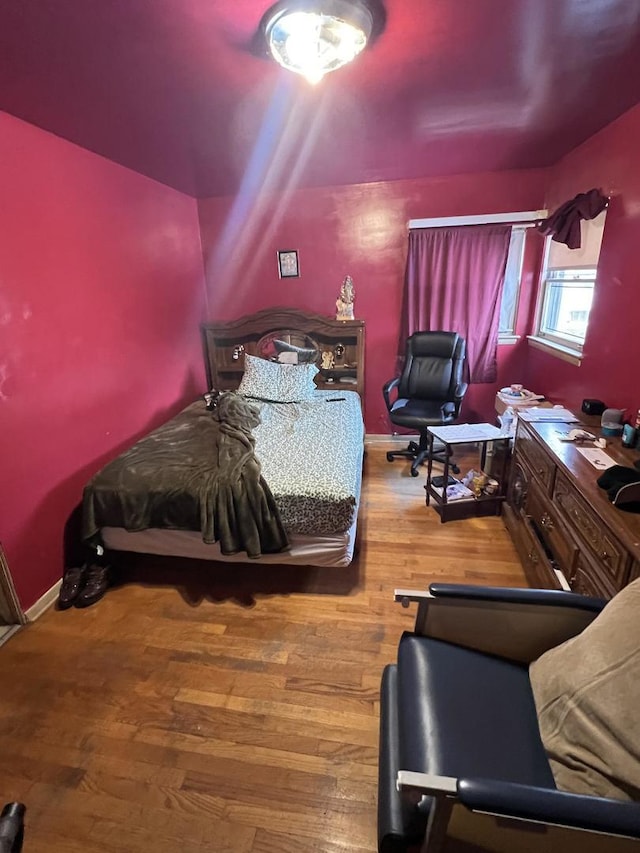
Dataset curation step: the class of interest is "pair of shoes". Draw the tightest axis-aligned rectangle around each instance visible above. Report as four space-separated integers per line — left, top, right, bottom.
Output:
58 564 110 609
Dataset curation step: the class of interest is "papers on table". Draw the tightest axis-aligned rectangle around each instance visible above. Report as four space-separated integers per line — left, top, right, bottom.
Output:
518 407 578 423
575 447 617 470
428 423 506 444
430 481 475 501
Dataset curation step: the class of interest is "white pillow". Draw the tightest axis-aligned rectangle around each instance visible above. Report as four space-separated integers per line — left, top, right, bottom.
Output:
237 354 318 403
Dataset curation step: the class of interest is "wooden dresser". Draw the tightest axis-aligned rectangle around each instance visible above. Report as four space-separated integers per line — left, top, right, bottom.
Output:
503 417 640 598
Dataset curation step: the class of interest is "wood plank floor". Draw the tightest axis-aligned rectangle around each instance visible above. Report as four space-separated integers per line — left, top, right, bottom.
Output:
0 444 527 852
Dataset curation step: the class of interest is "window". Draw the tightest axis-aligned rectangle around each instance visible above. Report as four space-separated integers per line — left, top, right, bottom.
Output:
538 267 595 345
498 227 526 338
534 210 607 354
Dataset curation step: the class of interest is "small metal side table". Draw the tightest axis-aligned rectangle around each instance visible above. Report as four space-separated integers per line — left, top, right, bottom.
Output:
425 423 511 523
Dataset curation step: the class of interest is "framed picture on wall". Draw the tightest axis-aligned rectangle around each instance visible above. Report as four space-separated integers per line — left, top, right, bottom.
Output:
277 249 300 278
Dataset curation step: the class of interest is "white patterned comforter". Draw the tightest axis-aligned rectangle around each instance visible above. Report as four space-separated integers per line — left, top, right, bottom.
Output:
252 390 364 535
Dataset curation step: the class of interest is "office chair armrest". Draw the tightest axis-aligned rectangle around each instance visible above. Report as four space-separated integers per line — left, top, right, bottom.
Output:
458 778 640 840
452 381 468 416
454 381 468 401
382 377 400 410
394 586 603 662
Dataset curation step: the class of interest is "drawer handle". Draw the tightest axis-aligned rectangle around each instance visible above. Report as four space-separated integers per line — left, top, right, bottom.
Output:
540 513 554 531
528 550 539 565
537 468 546 477
601 550 611 564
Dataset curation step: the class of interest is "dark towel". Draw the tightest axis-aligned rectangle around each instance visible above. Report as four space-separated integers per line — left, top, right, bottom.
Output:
82 395 289 558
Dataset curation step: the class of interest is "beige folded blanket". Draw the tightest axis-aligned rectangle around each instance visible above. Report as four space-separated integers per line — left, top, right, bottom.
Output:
530 578 640 801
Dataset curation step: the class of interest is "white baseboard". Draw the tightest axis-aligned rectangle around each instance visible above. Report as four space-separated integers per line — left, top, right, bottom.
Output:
26 579 62 622
0 625 22 648
365 433 418 443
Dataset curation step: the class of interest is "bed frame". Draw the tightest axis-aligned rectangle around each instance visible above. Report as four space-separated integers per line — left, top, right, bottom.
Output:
201 307 365 400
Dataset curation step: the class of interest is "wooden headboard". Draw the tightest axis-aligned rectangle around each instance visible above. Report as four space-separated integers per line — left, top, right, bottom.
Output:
201 307 365 398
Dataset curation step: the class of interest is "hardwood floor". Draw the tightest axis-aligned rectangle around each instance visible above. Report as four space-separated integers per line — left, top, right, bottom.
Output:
0 444 527 852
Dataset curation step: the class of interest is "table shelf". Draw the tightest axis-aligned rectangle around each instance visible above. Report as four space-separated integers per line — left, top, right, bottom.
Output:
424 425 510 523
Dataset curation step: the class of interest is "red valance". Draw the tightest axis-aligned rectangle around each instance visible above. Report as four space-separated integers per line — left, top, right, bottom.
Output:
536 188 608 249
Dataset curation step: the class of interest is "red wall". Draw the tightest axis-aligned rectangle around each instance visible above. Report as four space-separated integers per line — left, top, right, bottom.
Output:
7 97 639 612
1 112 206 610
525 103 640 418
198 169 547 432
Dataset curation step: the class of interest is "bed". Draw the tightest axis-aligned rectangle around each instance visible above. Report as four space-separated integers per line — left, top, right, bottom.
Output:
85 308 365 568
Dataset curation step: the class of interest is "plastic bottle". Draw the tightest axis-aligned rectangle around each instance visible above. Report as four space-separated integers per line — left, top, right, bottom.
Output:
499 406 516 436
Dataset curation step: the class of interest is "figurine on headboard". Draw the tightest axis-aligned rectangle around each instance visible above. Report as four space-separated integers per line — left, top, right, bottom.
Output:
321 350 335 370
335 275 355 321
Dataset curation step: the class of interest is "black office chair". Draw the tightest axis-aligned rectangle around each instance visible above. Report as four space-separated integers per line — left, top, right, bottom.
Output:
383 331 468 477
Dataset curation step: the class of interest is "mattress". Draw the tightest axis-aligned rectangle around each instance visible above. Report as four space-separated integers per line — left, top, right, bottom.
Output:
102 517 358 568
251 389 364 534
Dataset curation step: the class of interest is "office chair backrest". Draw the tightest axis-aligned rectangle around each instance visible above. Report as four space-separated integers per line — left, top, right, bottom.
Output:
398 331 465 401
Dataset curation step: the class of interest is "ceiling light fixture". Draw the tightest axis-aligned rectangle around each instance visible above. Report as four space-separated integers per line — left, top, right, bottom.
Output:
261 0 377 85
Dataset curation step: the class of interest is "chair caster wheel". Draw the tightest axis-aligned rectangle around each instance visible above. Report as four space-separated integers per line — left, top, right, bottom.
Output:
408 441 419 453
386 452 395 462
411 468 420 477
451 464 460 474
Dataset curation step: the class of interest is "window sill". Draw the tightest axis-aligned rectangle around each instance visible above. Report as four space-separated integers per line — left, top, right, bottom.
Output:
498 334 521 345
527 336 582 366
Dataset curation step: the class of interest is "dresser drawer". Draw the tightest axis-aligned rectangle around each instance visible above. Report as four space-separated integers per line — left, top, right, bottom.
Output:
508 508 561 590
516 424 555 494
554 471 630 588
507 452 531 513
527 480 577 578
569 552 616 599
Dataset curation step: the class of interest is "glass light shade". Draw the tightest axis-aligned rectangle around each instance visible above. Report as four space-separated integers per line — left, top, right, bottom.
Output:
266 3 372 84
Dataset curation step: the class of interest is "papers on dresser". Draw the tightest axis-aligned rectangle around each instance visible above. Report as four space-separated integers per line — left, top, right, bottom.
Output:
575 446 617 470
517 407 578 423
428 423 506 444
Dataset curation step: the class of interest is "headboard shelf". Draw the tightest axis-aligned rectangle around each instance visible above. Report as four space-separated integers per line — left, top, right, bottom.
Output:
201 307 365 399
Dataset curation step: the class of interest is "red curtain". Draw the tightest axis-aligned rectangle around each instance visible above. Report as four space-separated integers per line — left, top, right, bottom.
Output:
399 224 511 383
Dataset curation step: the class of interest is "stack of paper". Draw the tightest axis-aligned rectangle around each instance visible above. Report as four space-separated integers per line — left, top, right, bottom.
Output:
518 407 578 423
429 423 505 443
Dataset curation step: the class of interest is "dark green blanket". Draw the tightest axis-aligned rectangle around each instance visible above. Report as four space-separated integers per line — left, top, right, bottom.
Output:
82 394 289 558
